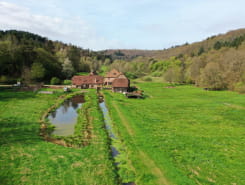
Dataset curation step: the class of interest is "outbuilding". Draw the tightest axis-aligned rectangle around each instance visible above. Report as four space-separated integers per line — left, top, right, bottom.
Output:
112 78 130 93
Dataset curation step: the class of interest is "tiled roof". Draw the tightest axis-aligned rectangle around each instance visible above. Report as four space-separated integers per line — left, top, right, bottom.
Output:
72 75 103 85
112 78 129 88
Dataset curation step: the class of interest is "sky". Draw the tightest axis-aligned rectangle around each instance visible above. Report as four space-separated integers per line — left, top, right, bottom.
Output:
0 0 245 50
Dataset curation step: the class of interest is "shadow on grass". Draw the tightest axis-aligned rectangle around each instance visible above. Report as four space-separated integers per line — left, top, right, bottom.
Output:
0 88 37 102
0 118 42 146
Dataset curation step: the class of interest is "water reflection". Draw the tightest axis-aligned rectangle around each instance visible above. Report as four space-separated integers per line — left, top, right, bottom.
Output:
99 101 119 159
99 100 135 185
48 95 84 136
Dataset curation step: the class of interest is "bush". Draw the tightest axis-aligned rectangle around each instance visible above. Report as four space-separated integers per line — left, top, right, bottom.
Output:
234 82 245 93
143 77 152 81
0 76 8 83
125 72 138 79
151 71 162 77
50 77 61 85
0 76 17 84
63 80 71 85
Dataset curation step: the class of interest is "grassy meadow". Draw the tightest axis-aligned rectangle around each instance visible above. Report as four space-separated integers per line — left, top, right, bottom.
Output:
0 88 117 185
103 82 245 185
0 83 244 185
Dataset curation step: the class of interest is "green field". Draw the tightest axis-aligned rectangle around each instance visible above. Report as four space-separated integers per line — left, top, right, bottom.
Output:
103 83 245 185
0 88 117 185
0 83 244 185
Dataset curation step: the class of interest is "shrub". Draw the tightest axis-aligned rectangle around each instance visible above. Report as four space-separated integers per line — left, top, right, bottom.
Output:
0 76 17 84
50 77 61 85
0 76 8 83
143 77 152 81
151 71 162 77
63 80 71 85
125 72 138 79
234 82 245 93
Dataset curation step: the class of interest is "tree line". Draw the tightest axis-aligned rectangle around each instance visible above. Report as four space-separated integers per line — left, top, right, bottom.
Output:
0 30 111 84
100 35 245 93
0 30 244 93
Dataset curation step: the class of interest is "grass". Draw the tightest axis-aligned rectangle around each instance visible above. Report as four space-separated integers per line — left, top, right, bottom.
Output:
1 84 244 185
103 82 245 185
75 72 90 76
0 88 117 185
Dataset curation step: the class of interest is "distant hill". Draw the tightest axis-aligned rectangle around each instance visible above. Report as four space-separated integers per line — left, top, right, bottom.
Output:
102 49 159 60
154 28 245 59
103 28 245 60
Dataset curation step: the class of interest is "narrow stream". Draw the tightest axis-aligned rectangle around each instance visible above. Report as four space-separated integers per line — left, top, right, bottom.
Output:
99 97 135 185
48 95 84 136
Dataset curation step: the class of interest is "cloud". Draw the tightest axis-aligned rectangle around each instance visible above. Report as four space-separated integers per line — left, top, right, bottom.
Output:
1 0 244 50
0 1 122 50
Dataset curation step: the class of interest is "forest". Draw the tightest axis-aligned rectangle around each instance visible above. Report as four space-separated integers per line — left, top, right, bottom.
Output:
0 29 244 93
0 30 110 84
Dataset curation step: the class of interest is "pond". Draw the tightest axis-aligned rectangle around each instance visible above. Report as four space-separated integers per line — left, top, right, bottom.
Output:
48 95 84 136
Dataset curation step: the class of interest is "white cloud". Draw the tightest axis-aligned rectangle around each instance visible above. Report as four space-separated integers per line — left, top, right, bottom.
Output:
0 1 121 50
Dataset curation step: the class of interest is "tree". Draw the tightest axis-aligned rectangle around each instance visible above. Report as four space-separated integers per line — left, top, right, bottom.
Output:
21 67 31 84
34 48 62 80
198 47 205 56
89 57 101 72
199 62 226 90
179 60 186 83
62 58 74 78
79 57 91 72
67 46 81 71
31 63 46 82
214 41 222 50
164 67 181 83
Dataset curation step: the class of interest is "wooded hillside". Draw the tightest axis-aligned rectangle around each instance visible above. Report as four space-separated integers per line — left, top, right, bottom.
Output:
0 29 244 93
0 30 110 84
103 29 245 93
103 29 245 60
